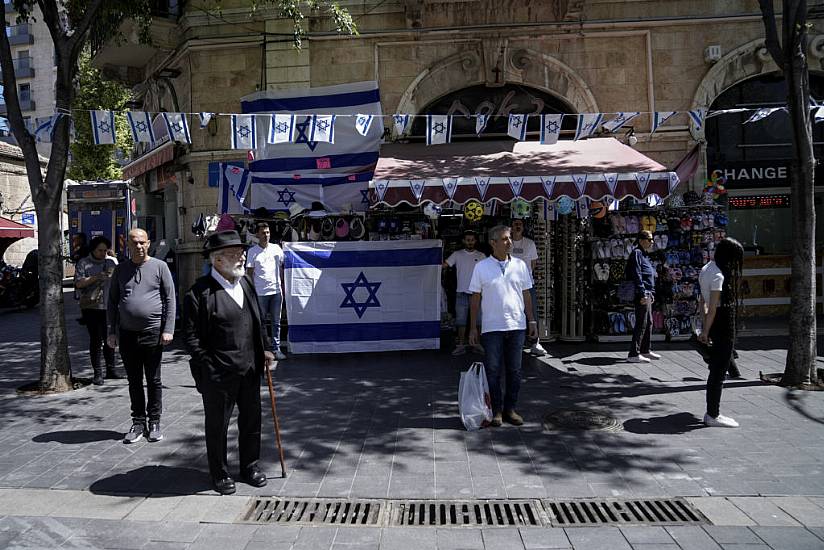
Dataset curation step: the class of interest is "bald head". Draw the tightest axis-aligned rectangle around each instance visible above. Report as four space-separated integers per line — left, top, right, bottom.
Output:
127 228 151 264
128 228 148 240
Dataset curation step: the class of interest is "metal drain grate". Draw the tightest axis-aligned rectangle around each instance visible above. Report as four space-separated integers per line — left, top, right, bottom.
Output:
390 500 545 527
545 498 706 527
241 498 383 525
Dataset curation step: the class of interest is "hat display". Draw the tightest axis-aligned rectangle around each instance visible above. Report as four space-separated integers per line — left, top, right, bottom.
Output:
202 230 249 257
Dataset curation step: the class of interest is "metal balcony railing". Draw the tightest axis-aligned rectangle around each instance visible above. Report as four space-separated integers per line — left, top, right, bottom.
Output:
0 57 35 78
6 24 33 46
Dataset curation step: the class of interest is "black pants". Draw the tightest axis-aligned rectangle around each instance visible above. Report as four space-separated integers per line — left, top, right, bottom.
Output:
629 298 652 357
119 329 163 424
200 368 262 480
706 312 735 418
82 309 114 371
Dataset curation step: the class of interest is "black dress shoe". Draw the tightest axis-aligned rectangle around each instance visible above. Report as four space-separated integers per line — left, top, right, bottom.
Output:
241 466 268 487
213 477 236 495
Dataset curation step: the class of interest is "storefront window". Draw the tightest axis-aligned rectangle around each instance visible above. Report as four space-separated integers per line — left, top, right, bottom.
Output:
726 193 824 255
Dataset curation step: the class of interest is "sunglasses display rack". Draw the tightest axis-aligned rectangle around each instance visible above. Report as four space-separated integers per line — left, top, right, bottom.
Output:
532 213 554 341
587 201 727 342
558 214 587 341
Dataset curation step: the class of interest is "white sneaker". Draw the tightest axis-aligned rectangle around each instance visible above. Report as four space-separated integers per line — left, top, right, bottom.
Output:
451 345 467 356
642 352 662 360
530 342 547 357
275 350 287 360
627 355 650 363
703 413 739 428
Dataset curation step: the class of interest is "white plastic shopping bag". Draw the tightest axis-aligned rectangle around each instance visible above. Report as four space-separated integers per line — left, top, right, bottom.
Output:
458 362 493 431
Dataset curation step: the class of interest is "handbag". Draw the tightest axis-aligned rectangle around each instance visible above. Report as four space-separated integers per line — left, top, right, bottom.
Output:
458 362 493 431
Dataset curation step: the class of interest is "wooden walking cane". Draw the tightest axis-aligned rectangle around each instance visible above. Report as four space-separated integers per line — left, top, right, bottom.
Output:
264 360 287 478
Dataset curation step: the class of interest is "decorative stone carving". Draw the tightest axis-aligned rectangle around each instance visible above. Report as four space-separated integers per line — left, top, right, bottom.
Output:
511 49 532 71
756 46 772 64
809 34 824 60
403 0 424 29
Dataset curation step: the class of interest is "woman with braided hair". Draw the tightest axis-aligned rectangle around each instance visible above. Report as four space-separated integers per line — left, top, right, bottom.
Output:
698 237 745 428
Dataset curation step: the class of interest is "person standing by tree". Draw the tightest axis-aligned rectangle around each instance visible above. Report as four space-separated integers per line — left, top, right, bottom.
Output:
698 237 745 428
74 236 118 385
107 228 176 444
443 230 486 356
246 222 287 360
468 225 538 427
626 230 660 363
510 218 547 357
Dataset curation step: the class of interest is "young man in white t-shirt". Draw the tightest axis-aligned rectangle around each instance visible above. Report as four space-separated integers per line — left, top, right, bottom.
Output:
511 219 547 357
443 230 486 356
468 225 538 427
246 222 287 360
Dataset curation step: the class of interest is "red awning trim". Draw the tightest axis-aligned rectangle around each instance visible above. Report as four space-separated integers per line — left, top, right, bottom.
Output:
0 215 34 239
122 141 175 180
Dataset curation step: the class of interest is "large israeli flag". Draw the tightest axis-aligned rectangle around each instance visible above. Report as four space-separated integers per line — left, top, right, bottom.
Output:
284 240 442 353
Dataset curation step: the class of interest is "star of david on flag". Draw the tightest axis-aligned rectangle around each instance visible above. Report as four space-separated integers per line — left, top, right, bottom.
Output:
340 272 382 318
602 112 640 133
442 178 458 200
198 112 215 128
572 174 588 196
688 109 706 131
393 114 410 136
635 172 651 196
90 110 116 145
354 114 374 136
231 114 257 150
126 111 155 144
603 173 619 196
651 111 678 134
540 176 556 199
409 180 426 201
374 180 389 203
540 114 563 144
268 114 295 144
574 113 603 141
162 112 191 144
507 114 528 141
309 114 336 144
508 177 525 197
426 115 452 146
475 114 490 136
276 187 297 206
474 177 490 200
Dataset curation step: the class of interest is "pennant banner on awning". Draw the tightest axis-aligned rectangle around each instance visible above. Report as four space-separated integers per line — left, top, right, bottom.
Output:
474 177 490 200
603 173 618 195
540 176 556 199
508 177 525 197
442 178 458 199
635 172 651 196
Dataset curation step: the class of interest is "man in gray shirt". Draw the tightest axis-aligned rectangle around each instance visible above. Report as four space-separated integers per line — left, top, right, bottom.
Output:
107 228 176 444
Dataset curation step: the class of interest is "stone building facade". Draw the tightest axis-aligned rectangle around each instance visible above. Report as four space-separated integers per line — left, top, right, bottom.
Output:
0 142 48 265
94 0 824 302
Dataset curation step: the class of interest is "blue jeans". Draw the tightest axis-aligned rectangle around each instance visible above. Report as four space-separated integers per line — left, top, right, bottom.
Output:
481 330 526 413
257 293 283 349
454 292 481 327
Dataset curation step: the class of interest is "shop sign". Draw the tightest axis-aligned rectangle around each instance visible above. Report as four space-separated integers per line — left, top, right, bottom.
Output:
728 194 790 209
21 213 35 225
708 161 788 189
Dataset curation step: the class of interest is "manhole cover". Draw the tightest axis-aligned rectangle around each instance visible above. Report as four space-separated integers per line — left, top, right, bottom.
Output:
542 409 622 432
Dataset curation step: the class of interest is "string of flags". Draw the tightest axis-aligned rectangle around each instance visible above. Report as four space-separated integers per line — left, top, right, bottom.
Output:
25 103 814 146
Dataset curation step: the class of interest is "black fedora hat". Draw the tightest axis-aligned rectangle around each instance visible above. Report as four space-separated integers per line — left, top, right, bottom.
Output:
202 230 250 257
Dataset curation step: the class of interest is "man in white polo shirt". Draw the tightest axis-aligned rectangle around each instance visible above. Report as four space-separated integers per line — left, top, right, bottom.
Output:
443 230 486 356
468 225 538 427
511 218 547 357
246 222 287 360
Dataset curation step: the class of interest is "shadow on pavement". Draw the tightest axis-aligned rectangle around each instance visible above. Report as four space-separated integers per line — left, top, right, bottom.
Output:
89 465 212 496
32 430 123 444
623 412 705 435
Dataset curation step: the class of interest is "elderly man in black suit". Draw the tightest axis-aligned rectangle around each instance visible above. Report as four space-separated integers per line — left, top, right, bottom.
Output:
183 230 275 495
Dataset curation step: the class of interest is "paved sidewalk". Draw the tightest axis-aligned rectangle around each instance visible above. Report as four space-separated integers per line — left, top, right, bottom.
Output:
1 295 824 549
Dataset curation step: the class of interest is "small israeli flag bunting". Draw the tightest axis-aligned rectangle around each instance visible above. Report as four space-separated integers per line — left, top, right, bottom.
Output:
410 180 426 201
354 114 374 136
475 114 489 136
426 115 452 146
543 201 558 222
507 114 528 141
125 111 155 144
198 112 215 128
669 173 680 192
815 107 824 124
540 114 562 144
572 174 588 196
603 173 619 195
374 180 389 203
602 112 640 133
651 111 678 134
90 110 116 145
231 114 257 150
540 176 556 199
508 177 525 197
605 196 619 211
309 114 336 143
162 112 191 143
688 109 706 130
268 114 295 144
574 113 603 140
34 114 62 143
393 114 411 136
442 178 458 200
474 177 490 200
744 107 783 124
635 172 651 196
576 198 590 219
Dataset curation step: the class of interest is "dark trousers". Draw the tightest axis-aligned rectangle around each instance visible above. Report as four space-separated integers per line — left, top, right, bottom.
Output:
706 315 735 418
82 309 114 372
200 368 262 480
119 329 163 424
481 330 526 413
629 298 652 357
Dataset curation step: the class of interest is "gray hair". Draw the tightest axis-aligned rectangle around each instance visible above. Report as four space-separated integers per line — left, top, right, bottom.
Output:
488 224 511 242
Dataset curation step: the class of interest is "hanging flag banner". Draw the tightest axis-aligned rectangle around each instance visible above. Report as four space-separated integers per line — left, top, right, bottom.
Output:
543 201 558 222
572 174 588 196
355 114 374 136
162 112 191 143
409 179 426 201
507 114 528 141
815 107 824 124
374 180 389 203
540 176 556 199
218 163 251 214
34 114 62 143
540 114 562 145
508 177 525 197
198 112 215 128
125 111 155 144
268 113 295 144
605 196 619 211
669 173 680 192
309 114 336 143
474 177 490 200
651 111 678 134
90 110 116 145
231 114 257 150
603 173 619 195
744 107 783 124
442 178 458 200
574 113 603 140
602 112 640 133
635 172 651 196
475 114 489 136
393 114 411 135
688 109 706 130
426 115 452 146
576 198 591 219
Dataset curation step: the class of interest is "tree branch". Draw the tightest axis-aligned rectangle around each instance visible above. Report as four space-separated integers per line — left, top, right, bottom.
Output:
36 0 66 45
758 0 785 71
67 0 106 63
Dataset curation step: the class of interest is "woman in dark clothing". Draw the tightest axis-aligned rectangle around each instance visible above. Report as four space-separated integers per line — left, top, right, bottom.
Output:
698 237 744 428
627 230 659 363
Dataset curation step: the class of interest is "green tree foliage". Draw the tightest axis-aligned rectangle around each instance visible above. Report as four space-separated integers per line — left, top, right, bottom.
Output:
66 49 132 181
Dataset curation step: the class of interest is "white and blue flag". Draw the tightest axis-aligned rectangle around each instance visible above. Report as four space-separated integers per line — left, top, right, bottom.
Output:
540 114 562 144
393 114 411 136
426 115 452 145
310 114 336 144
744 107 783 124
198 112 215 128
218 163 251 214
90 110 116 145
688 109 706 130
475 114 489 135
162 112 191 143
268 114 295 144
126 111 155 144
651 111 678 134
34 114 62 143
231 114 257 149
354 114 374 136
574 113 603 140
507 114 528 141
602 112 640 133
250 172 373 214
284 240 442 353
